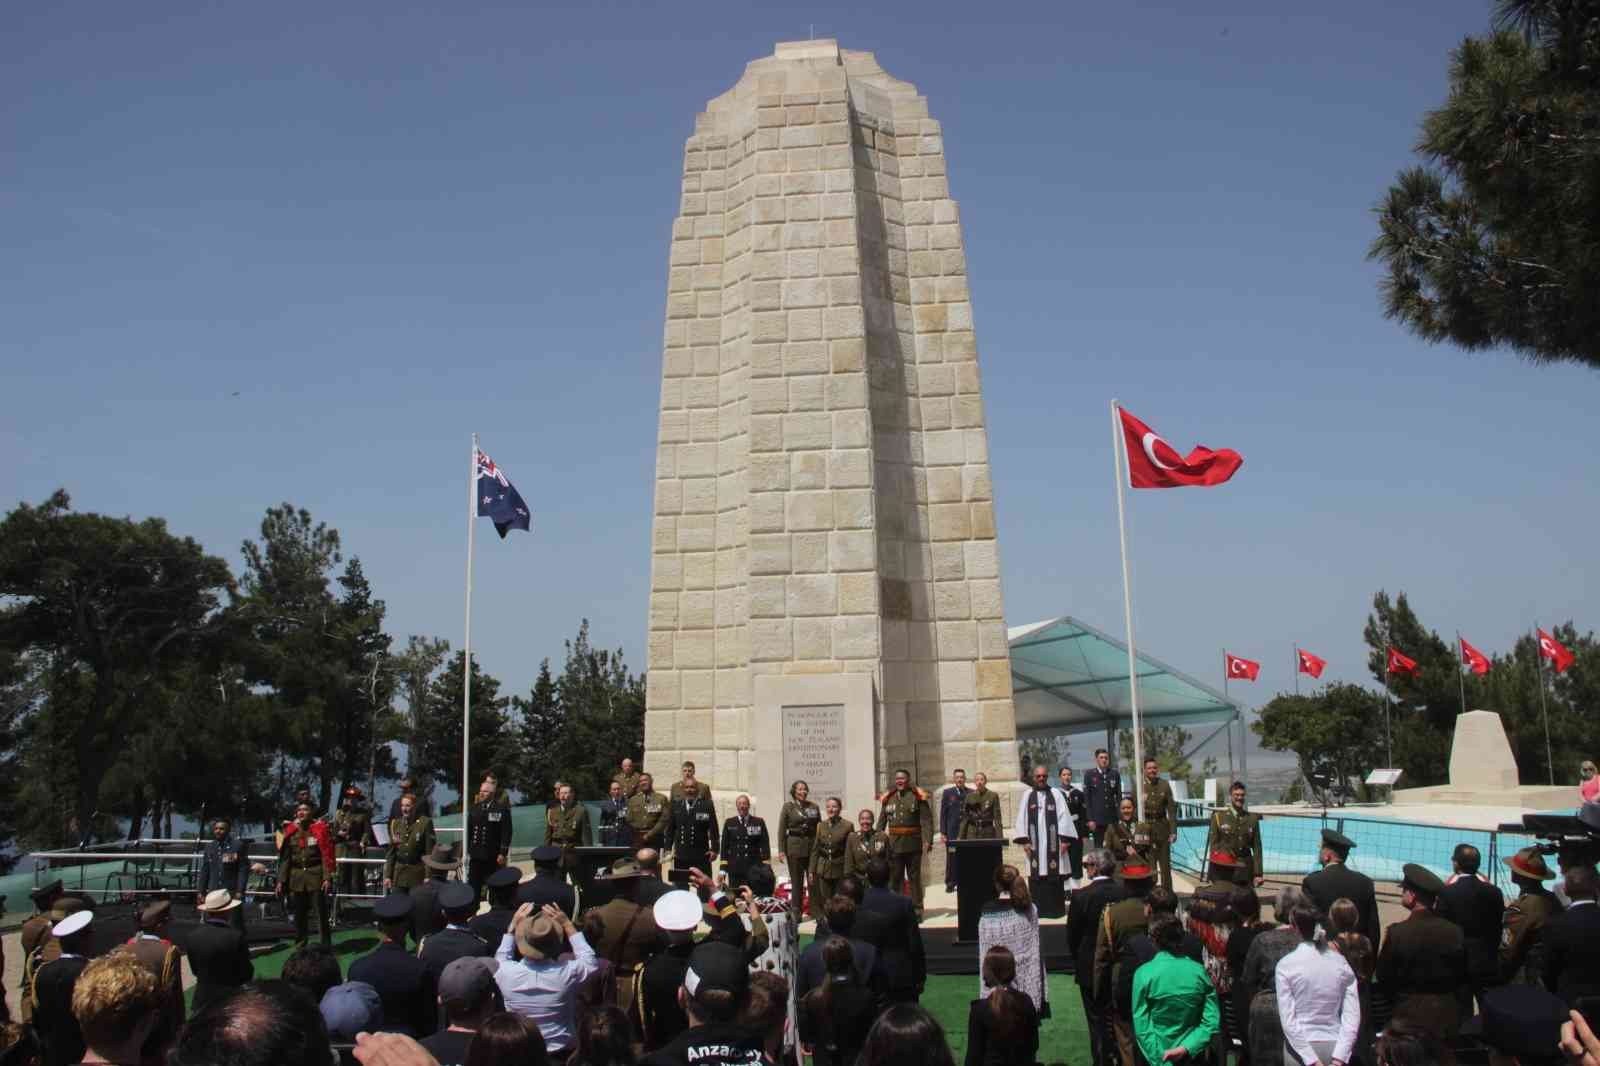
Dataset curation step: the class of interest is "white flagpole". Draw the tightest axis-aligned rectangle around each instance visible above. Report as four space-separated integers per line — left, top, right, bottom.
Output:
1111 400 1147 821
463 433 478 853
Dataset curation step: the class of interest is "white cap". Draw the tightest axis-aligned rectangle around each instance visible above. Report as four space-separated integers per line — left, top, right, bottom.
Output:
653 890 703 932
52 910 93 938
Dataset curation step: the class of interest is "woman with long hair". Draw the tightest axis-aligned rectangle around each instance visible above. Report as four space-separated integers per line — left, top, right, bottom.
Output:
965 946 1041 1066
977 865 1047 1013
569 1006 635 1066
1326 897 1376 1065
1273 903 1359 1066
798 937 877 1066
465 1013 550 1066
860 1005 957 1066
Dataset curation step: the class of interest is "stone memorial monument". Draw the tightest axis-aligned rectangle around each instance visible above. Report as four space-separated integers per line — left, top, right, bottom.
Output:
1394 709 1574 809
644 40 1022 821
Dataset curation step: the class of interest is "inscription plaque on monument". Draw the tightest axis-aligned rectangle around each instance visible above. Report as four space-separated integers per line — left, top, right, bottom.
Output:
782 704 846 800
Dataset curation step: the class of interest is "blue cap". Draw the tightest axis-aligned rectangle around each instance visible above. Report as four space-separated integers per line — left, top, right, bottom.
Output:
531 845 562 864
320 981 382 1039
373 894 414 922
486 866 521 888
439 882 476 913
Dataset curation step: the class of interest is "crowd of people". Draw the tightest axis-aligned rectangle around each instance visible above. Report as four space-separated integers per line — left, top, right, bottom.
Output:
6 757 1600 1066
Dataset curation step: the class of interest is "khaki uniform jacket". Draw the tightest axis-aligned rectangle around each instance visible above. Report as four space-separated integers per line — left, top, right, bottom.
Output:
1501 887 1560 984
877 788 934 854
627 791 671 845
385 815 435 883
121 934 185 1042
958 789 1004 839
1103 818 1154 867
334 808 373 857
810 817 854 879
613 770 642 797
546 802 592 853
1204 806 1262 878
1092 895 1150 1002
669 779 702 802
846 828 889 876
279 821 335 892
777 801 822 862
1141 778 1177 836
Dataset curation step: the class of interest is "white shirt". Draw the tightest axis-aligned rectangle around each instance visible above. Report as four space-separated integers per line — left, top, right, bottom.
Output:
1274 941 1359 1065
493 931 600 1052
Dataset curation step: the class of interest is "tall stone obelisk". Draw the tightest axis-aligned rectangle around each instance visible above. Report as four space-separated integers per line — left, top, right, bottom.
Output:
645 40 1020 814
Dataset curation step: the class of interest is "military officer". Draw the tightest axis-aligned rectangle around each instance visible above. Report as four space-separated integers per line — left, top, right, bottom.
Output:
612 758 642 799
412 844 460 945
669 778 718 877
777 780 822 916
388 777 432 822
348 894 434 1038
1376 863 1469 1040
120 901 185 1049
668 760 700 802
545 783 591 880
385 793 435 892
1139 758 1179 891
811 797 854 904
846 807 889 877
626 773 671 849
1059 766 1088 884
877 768 935 914
1092 862 1155 1066
1500 846 1562 985
1303 828 1380 945
285 783 320 825
1203 780 1264 886
469 865 522 944
959 771 1004 839
938 768 970 892
196 819 250 931
465 776 513 901
598 780 631 847
719 794 771 889
1103 797 1154 879
1083 748 1123 847
333 786 375 916
417 882 493 989
278 801 335 947
20 879 87 969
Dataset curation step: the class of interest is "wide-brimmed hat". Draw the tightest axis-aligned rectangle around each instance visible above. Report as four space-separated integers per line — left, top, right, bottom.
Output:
200 889 242 913
423 844 460 871
139 900 172 929
600 857 644 880
29 879 64 905
514 913 567 960
1504 847 1554 881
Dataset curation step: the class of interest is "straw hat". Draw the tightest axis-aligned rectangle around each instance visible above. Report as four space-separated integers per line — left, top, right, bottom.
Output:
200 889 242 913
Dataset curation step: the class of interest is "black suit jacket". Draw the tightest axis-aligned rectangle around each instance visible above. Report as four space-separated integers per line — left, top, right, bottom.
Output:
860 885 927 993
796 935 883 1004
1083 768 1122 827
32 954 89 1066
1375 909 1468 1013
410 878 450 945
514 871 576 918
1437 874 1505 985
1067 876 1127 990
417 925 493 987
1543 900 1600 1007
1303 862 1380 944
349 941 438 1036
187 918 254 1011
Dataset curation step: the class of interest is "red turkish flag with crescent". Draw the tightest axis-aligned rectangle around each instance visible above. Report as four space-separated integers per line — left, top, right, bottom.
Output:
1537 628 1575 673
1387 647 1420 677
1297 649 1326 678
1118 407 1244 489
1225 653 1261 681
1459 638 1491 676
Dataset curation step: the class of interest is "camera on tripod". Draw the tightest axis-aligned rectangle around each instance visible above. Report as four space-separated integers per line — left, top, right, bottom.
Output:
1499 805 1600 869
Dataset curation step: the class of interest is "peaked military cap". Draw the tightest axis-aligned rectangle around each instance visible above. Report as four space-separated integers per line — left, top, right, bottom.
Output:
1400 863 1444 897
530 845 563 864
373 894 415 921
486 866 521 888
438 881 476 912
1319 828 1355 852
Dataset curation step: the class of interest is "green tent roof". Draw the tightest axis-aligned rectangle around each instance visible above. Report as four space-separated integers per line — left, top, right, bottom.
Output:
1008 615 1239 738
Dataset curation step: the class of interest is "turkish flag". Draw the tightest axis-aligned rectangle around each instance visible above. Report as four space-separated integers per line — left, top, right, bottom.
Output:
1225 653 1261 681
1118 407 1244 489
1387 647 1420 677
1297 649 1326 678
1459 638 1491 676
1537 628 1576 674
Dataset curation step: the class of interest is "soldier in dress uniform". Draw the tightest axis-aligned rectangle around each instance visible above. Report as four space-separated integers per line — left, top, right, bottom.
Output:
278 801 335 947
417 882 493 990
465 776 513 901
333 786 375 918
120 900 185 1050
1139 758 1179 891
612 758 642 799
1103 797 1154 880
669 778 718 877
777 780 822 916
810 798 853 905
1203 780 1264 886
1303 828 1380 945
1083 748 1123 847
469 865 522 944
626 773 671 850
719 794 770 890
598 780 631 847
545 783 591 881
411 844 459 946
349 894 435 1038
285 784 319 825
669 760 699 802
1093 861 1155 1066
1500 846 1562 985
959 771 1003 839
846 807 889 877
877 768 934 915
1059 766 1088 884
385 793 435 892
938 769 970 892
18 891 88 1025
1375 863 1469 1040
388 777 432 822
196 819 250 932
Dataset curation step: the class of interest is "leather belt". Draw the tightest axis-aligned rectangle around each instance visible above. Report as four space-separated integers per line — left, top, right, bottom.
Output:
888 826 921 836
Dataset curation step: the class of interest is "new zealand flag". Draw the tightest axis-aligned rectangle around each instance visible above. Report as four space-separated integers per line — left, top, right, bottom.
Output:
475 446 532 539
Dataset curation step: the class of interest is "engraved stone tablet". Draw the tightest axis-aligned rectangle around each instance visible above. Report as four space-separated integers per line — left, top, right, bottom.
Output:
783 705 847 801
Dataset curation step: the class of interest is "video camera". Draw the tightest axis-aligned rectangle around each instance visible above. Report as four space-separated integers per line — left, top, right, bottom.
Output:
1498 804 1600 870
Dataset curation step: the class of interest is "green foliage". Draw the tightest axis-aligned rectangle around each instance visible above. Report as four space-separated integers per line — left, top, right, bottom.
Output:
1117 725 1217 796
1361 590 1461 783
1255 684 1389 805
532 621 645 800
513 659 562 803
413 653 519 810
1369 1 1600 368
1017 736 1068 779
392 635 450 777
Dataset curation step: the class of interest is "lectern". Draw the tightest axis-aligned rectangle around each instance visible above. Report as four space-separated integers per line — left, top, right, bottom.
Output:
951 838 1004 942
574 846 632 910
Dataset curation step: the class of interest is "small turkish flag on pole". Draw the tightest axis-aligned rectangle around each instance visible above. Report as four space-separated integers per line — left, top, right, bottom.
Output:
1387 647 1420 677
1225 653 1261 681
1459 638 1491 676
1117 407 1244 489
1296 649 1326 678
1537 628 1575 673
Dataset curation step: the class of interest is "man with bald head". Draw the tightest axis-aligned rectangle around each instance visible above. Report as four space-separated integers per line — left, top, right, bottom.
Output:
720 794 771 890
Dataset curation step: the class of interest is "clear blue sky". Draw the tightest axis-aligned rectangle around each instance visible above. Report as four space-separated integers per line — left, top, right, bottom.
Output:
4 1 1594 741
